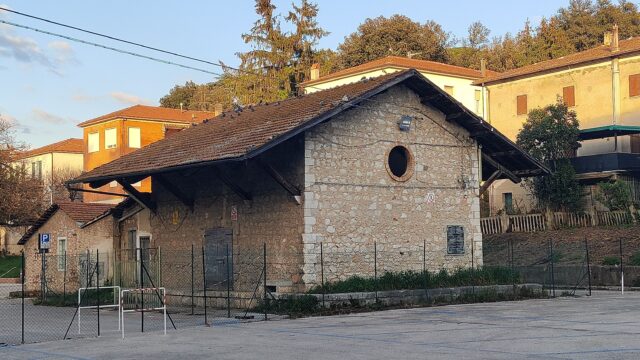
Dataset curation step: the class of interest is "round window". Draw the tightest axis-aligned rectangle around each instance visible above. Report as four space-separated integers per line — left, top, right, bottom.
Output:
386 145 414 181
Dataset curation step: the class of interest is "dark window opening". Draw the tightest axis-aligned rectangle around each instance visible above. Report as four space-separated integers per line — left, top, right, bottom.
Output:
388 146 409 178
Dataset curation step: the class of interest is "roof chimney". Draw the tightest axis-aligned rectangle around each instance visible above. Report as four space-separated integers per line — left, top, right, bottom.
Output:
480 59 487 78
310 63 320 81
611 24 620 52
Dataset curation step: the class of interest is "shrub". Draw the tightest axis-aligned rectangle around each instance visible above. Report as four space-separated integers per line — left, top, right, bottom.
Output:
596 180 632 211
309 266 520 294
602 256 621 266
629 252 640 266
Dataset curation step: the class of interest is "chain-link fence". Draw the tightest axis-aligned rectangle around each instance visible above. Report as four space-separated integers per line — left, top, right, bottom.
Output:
4 236 638 345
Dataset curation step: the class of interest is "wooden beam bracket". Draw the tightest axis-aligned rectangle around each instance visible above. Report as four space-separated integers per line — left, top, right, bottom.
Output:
118 179 157 213
155 174 194 211
482 152 521 184
258 159 302 205
215 167 252 202
479 170 502 196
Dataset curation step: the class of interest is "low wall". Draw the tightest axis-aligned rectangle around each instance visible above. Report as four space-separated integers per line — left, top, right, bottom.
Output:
0 277 20 284
292 284 543 308
516 265 640 287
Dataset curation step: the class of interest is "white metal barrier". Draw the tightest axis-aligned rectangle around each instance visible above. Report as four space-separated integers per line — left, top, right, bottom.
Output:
77 286 121 334
120 287 167 339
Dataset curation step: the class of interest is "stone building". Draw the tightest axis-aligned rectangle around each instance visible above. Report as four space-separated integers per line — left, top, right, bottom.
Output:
18 202 116 293
71 70 546 292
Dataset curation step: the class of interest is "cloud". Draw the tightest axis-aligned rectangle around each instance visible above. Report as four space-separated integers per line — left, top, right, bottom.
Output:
0 112 31 134
32 108 66 124
110 91 152 105
71 91 95 103
0 9 76 74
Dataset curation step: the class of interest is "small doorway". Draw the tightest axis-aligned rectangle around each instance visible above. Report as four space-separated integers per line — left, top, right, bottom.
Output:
204 228 233 290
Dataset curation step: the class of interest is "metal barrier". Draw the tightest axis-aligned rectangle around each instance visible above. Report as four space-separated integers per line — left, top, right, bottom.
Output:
77 285 121 334
120 287 167 339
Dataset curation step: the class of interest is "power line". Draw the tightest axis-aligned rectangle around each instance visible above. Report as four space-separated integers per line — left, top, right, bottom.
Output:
0 19 222 76
0 6 261 77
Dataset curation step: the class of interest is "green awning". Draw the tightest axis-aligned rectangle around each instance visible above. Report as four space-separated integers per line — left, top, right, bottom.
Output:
579 125 640 141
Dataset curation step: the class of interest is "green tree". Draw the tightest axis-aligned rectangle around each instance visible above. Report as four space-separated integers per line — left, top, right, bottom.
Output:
596 179 632 210
335 15 450 69
159 81 198 109
516 100 583 211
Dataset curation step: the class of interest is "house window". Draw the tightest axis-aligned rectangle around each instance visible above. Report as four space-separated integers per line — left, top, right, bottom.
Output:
516 95 527 115
386 145 414 181
446 225 465 255
503 192 514 214
630 74 640 97
128 127 141 148
474 89 482 114
88 132 99 153
563 86 575 107
57 237 67 271
444 85 454 96
105 128 117 149
31 160 42 180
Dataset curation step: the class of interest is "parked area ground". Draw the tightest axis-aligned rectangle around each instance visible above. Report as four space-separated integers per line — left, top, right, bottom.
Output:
0 291 638 359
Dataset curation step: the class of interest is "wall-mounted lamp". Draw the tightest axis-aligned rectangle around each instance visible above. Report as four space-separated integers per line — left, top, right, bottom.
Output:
398 115 413 132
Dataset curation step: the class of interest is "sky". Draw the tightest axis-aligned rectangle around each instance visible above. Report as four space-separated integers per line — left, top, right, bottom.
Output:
0 0 569 148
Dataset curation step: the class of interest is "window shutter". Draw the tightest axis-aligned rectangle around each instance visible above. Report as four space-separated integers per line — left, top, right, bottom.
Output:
105 128 117 149
630 74 640 97
563 86 575 107
516 95 527 115
128 127 141 148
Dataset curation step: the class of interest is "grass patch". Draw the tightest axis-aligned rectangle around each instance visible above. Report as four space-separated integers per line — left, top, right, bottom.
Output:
308 266 521 294
33 288 116 307
602 256 621 266
0 255 21 278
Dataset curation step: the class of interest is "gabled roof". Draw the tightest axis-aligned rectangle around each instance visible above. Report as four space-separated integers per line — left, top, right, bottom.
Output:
77 105 218 128
17 138 83 160
476 37 640 85
304 56 500 88
71 70 547 186
18 202 116 245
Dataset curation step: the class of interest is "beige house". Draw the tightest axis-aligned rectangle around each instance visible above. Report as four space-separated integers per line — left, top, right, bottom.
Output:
478 26 640 213
303 56 498 117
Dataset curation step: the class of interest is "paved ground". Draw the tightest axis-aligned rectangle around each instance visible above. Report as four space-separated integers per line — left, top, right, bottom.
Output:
1 290 639 359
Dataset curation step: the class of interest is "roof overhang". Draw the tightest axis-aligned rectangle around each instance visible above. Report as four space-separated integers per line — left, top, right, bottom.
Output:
578 125 640 141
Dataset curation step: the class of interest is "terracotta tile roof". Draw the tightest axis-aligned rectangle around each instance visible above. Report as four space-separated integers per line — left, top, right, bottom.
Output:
72 69 547 185
303 56 499 88
17 202 116 245
77 105 218 127
476 37 640 85
17 138 83 160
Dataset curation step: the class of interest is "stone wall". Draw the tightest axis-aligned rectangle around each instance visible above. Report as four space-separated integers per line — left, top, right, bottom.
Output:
22 211 114 293
302 85 482 287
148 138 305 293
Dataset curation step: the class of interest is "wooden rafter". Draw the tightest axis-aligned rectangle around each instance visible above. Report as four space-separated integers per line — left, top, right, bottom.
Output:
258 159 302 205
118 180 157 213
479 169 502 196
481 153 521 184
215 167 252 201
155 174 194 211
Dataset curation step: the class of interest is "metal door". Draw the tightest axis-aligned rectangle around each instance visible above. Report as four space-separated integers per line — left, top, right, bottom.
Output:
204 228 233 290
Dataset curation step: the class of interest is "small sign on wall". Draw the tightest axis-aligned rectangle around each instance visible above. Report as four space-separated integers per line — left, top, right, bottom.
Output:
446 225 464 255
39 233 51 253
425 192 435 204
231 206 238 221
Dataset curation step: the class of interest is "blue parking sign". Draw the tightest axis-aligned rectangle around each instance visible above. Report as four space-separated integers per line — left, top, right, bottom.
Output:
39 233 51 251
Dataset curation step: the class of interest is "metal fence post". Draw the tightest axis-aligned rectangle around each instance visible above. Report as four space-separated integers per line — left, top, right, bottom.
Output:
510 238 515 296
191 243 194 316
423 238 428 300
374 241 378 303
263 242 267 321
63 251 67 305
97 249 100 337
619 237 624 294
139 247 144 333
585 238 592 296
202 246 208 326
549 238 556 298
86 249 89 289
320 242 325 309
226 243 231 318
21 250 25 344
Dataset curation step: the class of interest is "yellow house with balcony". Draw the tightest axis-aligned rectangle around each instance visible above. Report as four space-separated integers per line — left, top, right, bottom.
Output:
478 26 640 213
